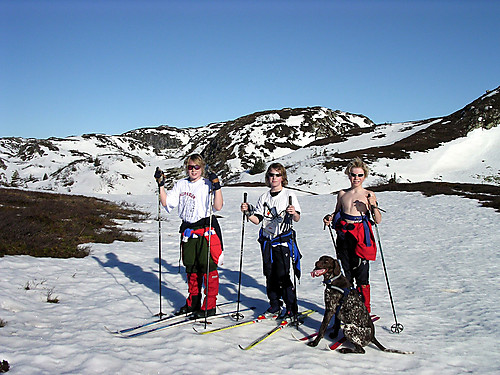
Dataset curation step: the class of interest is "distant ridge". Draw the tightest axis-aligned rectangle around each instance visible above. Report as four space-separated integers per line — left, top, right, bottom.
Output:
0 86 498 195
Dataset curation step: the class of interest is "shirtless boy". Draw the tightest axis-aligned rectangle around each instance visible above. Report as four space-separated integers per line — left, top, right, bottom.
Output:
323 157 382 312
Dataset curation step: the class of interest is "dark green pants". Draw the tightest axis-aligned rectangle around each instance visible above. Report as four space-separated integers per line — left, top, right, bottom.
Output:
182 233 217 274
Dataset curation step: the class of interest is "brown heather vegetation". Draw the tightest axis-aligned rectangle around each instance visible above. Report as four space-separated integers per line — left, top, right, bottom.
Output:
0 188 148 258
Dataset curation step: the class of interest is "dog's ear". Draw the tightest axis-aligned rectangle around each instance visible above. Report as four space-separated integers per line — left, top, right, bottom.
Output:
333 259 341 276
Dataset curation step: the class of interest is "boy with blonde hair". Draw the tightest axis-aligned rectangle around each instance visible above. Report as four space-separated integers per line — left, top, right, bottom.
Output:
324 157 381 313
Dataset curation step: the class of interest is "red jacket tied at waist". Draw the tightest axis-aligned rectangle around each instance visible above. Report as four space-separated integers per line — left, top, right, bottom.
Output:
336 220 377 261
183 227 223 265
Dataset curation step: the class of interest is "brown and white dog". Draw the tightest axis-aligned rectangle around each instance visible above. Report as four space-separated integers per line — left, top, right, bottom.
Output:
309 255 412 354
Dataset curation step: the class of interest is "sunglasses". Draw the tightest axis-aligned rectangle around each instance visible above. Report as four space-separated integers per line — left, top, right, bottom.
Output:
350 173 365 178
187 165 201 170
267 173 282 178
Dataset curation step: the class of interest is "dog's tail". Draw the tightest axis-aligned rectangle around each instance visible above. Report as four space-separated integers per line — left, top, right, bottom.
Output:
371 337 414 355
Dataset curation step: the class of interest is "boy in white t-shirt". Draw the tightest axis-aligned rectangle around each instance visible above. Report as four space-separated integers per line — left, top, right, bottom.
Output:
155 154 223 318
241 163 302 318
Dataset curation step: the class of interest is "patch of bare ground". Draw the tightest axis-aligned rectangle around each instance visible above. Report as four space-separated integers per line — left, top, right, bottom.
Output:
0 188 148 258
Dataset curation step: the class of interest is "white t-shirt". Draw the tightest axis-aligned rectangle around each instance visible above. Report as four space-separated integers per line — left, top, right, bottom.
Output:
255 188 301 239
164 177 212 223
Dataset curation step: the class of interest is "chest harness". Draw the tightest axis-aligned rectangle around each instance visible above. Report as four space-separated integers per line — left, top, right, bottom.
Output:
323 273 354 316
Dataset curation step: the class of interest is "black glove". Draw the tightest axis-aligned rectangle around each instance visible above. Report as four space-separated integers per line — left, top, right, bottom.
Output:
244 203 255 218
323 214 333 229
154 167 165 187
208 172 221 191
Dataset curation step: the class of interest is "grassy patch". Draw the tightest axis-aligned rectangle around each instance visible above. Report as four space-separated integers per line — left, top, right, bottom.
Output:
0 188 148 258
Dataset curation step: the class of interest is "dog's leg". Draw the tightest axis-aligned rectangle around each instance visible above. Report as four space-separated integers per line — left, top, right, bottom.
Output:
338 344 366 354
307 309 335 347
328 314 341 339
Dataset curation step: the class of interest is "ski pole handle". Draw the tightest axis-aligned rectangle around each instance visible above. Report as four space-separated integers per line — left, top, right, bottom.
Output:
367 193 375 216
288 196 294 225
242 192 249 221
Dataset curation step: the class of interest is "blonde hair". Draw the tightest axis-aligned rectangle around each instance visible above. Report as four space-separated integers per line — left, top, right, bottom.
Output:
344 157 369 178
265 163 288 187
184 154 206 177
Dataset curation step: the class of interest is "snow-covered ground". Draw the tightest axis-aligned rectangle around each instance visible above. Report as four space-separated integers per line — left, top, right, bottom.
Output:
1 186 499 374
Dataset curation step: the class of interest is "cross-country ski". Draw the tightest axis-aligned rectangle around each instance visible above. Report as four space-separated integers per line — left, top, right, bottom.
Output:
292 314 380 345
193 311 279 335
115 307 255 338
104 313 188 335
238 310 315 350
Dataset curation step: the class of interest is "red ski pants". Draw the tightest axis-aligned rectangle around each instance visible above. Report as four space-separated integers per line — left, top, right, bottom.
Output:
187 270 219 310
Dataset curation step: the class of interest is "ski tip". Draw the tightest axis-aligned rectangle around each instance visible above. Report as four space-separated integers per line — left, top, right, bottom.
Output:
192 324 214 334
238 344 249 351
104 326 129 337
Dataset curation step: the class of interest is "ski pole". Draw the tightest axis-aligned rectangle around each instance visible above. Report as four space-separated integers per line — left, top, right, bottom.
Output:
204 186 215 329
288 195 299 327
232 192 247 321
368 195 404 333
155 185 166 318
326 223 337 253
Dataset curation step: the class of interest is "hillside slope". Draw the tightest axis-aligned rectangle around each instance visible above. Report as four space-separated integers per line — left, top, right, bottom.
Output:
1 87 498 195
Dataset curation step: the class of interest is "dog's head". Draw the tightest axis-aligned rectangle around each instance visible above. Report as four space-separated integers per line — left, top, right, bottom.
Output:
310 255 341 280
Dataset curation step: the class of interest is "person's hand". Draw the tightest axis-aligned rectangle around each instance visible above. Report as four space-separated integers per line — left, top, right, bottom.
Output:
241 202 255 217
208 172 221 191
323 214 332 225
286 205 296 216
367 193 377 208
154 167 165 187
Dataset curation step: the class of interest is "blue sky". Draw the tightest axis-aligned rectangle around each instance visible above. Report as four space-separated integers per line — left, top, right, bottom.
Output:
1 0 499 139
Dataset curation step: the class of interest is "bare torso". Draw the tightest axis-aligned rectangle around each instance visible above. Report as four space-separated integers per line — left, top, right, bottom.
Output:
337 187 372 221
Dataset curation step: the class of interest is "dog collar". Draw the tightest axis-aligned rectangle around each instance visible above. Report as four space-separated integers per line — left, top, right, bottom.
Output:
323 275 354 294
322 273 341 286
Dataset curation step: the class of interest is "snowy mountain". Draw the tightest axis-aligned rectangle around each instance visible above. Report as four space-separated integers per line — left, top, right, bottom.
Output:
1 87 499 195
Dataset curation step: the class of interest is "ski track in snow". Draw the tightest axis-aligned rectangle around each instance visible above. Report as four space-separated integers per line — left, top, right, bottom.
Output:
1 187 499 374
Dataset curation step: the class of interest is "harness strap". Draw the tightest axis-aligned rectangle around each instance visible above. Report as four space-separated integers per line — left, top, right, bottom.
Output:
323 277 354 316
